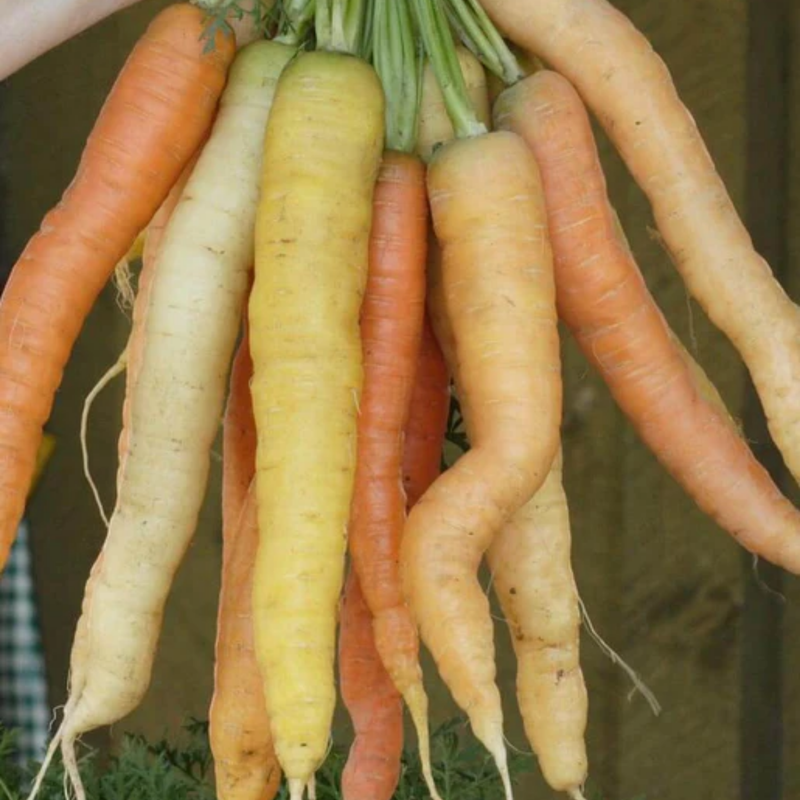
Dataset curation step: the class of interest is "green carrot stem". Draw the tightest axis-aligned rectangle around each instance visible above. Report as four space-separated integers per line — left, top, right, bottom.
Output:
373 0 420 152
444 0 523 84
410 0 486 139
316 0 367 53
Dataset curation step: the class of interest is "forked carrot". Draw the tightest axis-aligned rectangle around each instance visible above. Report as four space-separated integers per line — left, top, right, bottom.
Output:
339 568 404 800
401 10 561 795
495 71 800 572
0 3 235 570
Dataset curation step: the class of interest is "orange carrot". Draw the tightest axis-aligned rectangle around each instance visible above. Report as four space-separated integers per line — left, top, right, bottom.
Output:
0 2 234 569
210 330 280 800
495 71 800 572
402 315 450 509
347 150 438 797
339 568 404 800
219 328 257 527
481 0 800 485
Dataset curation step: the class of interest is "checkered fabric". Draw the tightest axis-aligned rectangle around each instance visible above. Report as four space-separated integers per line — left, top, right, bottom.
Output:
0 520 50 765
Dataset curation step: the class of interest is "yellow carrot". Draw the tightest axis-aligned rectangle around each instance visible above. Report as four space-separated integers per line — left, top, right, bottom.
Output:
249 49 384 800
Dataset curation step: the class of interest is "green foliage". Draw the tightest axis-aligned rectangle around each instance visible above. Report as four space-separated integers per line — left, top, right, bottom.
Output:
0 718 532 800
194 0 280 51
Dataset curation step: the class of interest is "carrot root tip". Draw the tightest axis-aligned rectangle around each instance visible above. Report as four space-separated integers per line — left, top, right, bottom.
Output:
23 722 64 800
61 734 86 800
288 777 306 800
403 684 443 800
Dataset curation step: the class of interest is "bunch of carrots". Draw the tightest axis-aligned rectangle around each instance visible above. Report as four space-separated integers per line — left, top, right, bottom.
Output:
1 0 799 799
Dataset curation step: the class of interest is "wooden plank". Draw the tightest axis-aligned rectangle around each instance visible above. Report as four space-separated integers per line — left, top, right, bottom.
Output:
591 2 750 798
781 2 800 797
739 0 794 797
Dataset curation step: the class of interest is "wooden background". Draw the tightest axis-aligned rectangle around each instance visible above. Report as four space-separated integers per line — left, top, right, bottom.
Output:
1 0 798 797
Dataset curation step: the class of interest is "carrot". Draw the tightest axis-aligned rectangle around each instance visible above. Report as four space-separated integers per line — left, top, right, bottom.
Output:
410 131 561 794
495 71 800 572
347 147 439 797
344 9 441 794
82 144 203 537
339 568 404 800
210 330 281 800
77 140 201 703
407 28 482 512
402 316 450 509
481 0 800 485
0 3 235 571
25 39 293 800
487 449 588 798
400 8 561 795
219 330 259 532
249 35 385 799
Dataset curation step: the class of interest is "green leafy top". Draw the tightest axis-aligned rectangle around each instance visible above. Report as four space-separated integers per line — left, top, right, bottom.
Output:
372 0 421 152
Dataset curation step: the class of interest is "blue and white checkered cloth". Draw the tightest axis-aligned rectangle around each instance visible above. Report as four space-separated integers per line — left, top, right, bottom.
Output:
0 520 50 765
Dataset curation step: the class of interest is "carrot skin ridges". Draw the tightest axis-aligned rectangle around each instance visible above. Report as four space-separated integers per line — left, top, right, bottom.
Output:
339 568 404 800
402 315 450 509
402 130 561 791
495 71 800 573
0 2 234 568
481 0 800 485
346 150 440 797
